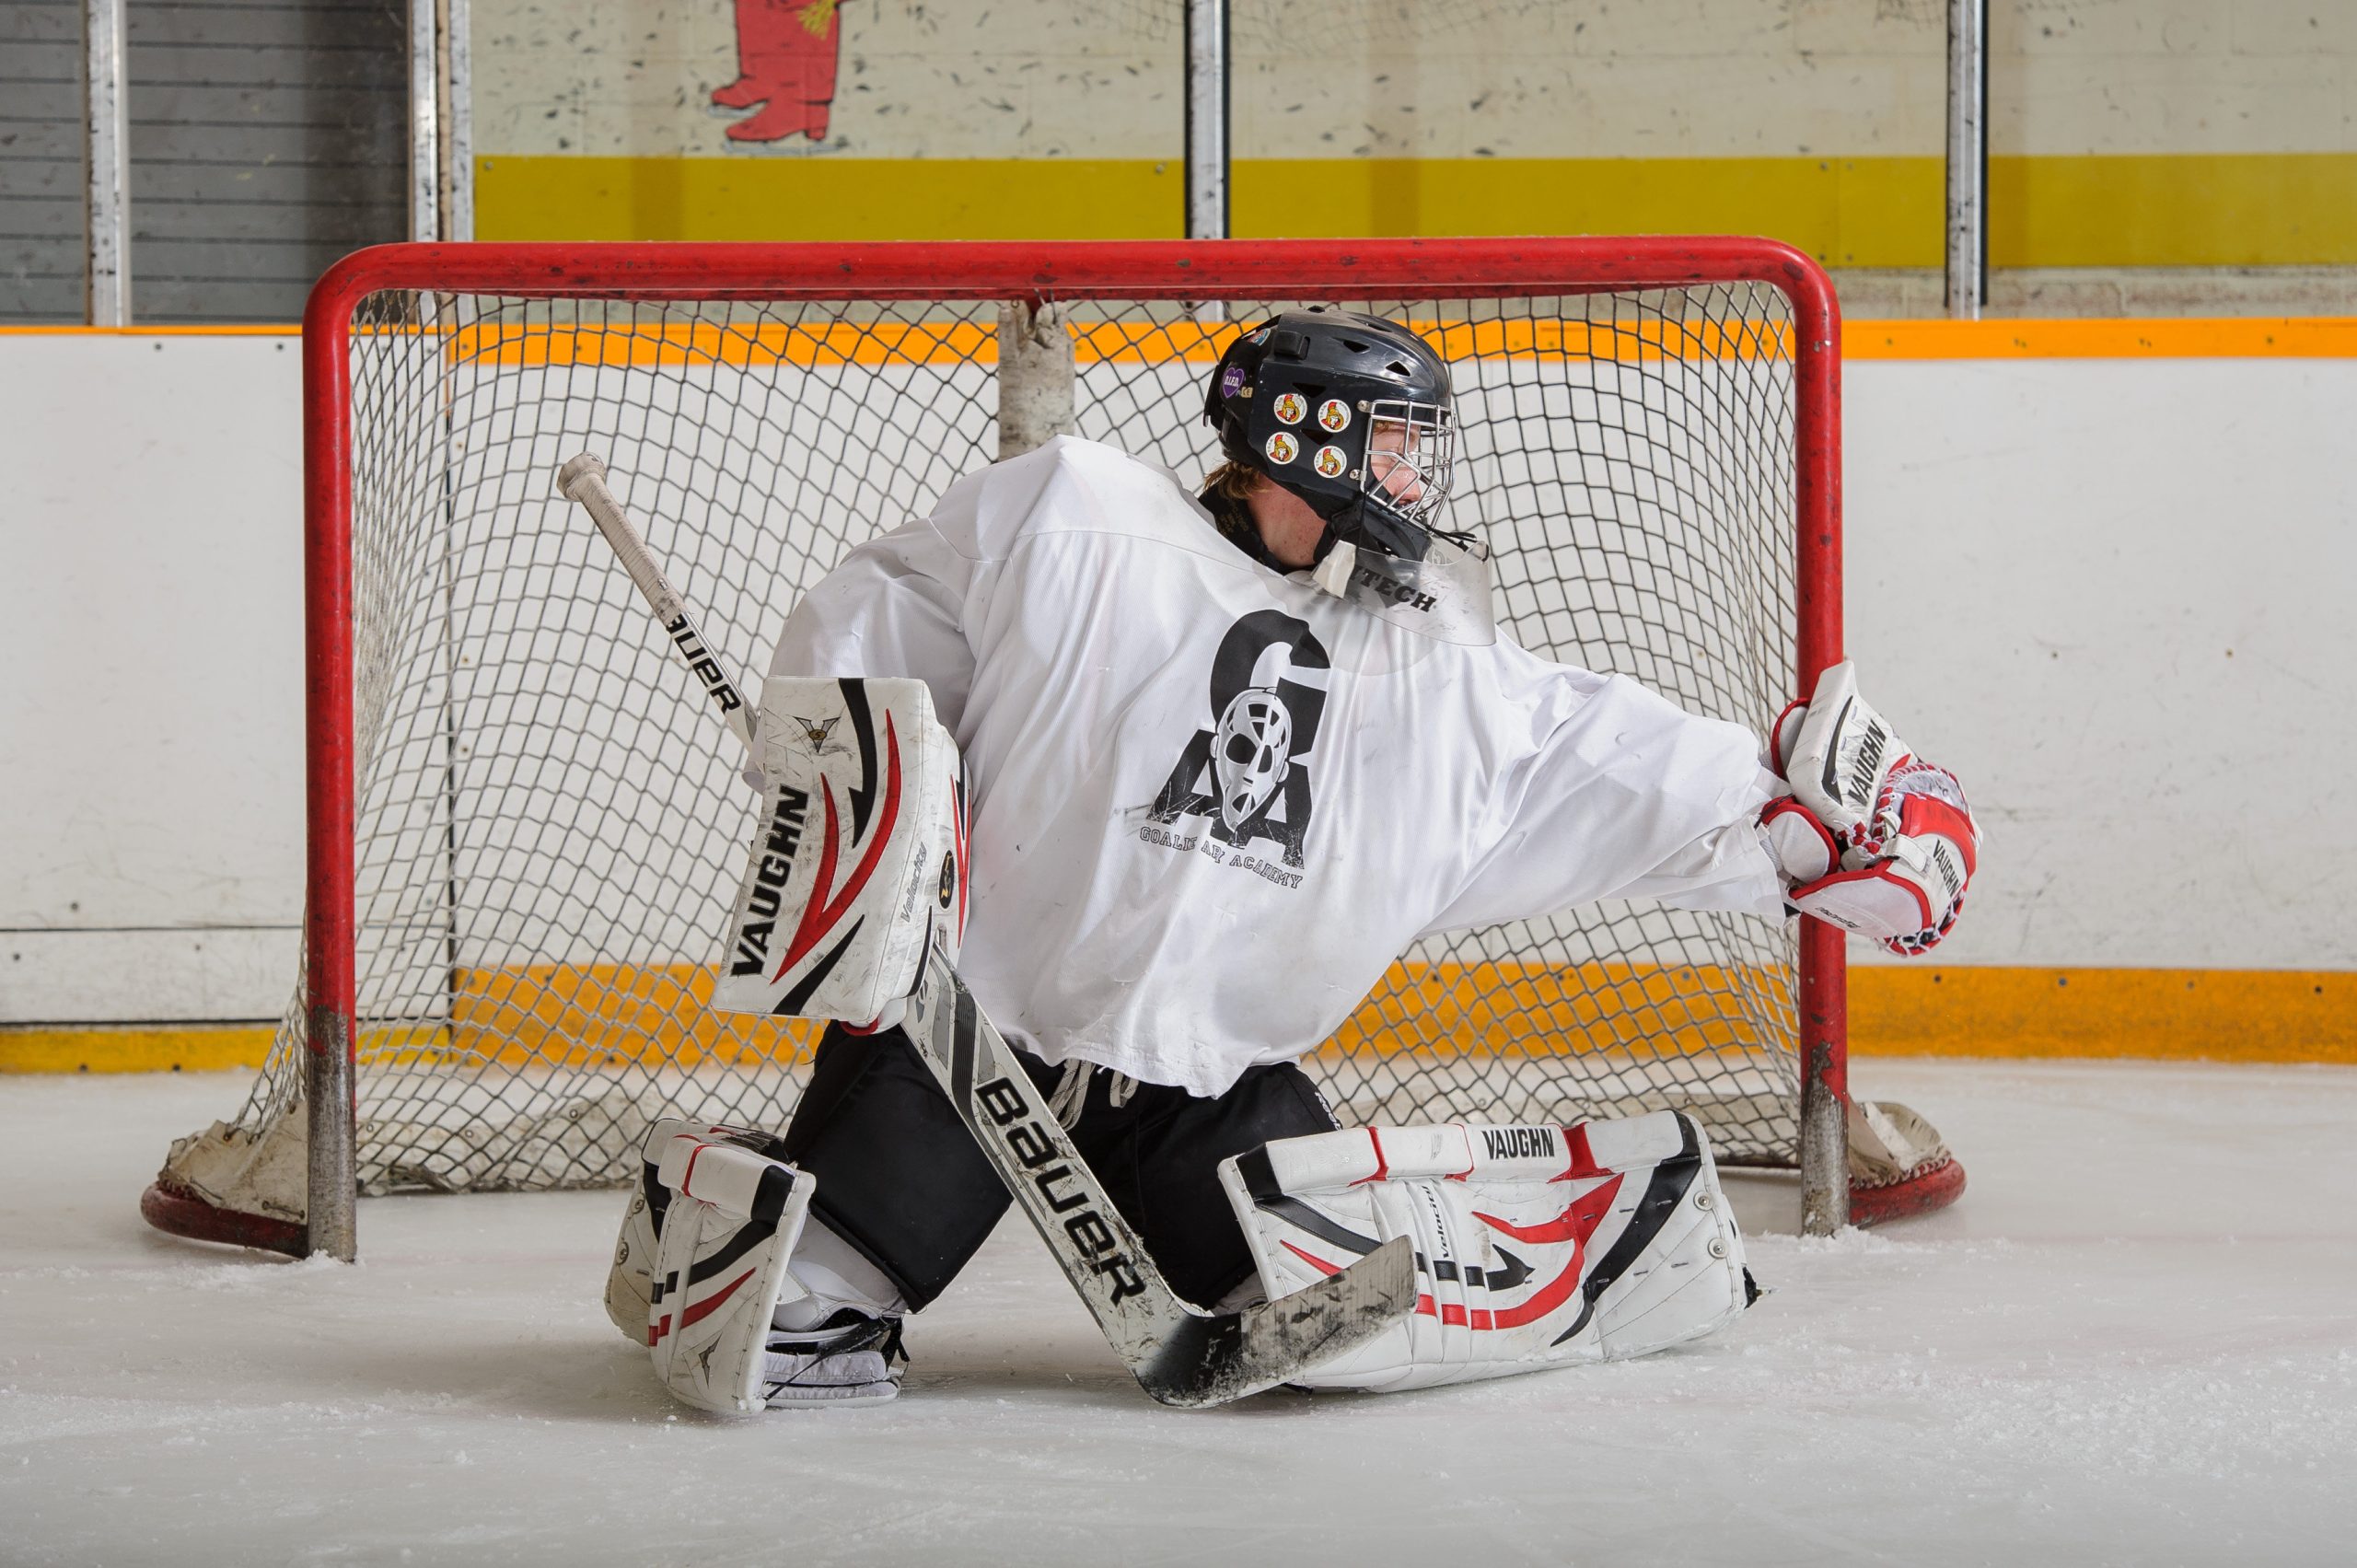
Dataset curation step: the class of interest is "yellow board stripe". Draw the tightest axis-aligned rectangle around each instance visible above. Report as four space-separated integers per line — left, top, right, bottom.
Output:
1844 318 2357 359
0 324 299 338
443 316 2350 367
430 961 819 1071
0 1024 277 1074
472 153 2357 268
344 960 1782 1071
9 966 2352 1072
1851 966 2356 1064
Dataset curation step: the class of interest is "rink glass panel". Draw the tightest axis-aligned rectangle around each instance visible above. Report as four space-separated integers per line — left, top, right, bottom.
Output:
203 286 1803 1200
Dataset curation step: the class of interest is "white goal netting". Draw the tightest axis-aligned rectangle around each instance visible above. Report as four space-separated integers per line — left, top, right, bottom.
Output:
157 278 1814 1233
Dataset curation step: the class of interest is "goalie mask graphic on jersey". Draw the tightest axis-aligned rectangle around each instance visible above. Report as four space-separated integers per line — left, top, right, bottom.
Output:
1147 610 1329 873
1212 687 1293 833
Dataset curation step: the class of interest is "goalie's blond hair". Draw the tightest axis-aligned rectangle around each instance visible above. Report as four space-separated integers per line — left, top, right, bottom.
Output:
1201 460 1271 557
1202 459 1262 506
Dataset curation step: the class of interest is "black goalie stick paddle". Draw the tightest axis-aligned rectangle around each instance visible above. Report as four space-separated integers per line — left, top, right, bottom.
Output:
557 452 1416 1407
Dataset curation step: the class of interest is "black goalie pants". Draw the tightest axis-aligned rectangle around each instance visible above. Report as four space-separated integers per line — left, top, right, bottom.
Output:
780 1022 1338 1313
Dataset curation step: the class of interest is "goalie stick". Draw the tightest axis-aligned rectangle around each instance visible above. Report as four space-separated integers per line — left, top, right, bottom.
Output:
557 455 757 758
555 452 1415 1408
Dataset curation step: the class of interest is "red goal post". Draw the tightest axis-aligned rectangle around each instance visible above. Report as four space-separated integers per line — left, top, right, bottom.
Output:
145 236 1877 1261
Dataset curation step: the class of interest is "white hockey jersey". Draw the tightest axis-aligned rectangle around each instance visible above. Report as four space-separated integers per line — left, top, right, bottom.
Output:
769 437 1785 1098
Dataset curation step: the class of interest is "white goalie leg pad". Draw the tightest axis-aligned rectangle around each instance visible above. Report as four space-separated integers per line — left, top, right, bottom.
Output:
1219 1113 1753 1393
605 1167 662 1343
602 1117 793 1343
645 1129 815 1414
712 676 969 1033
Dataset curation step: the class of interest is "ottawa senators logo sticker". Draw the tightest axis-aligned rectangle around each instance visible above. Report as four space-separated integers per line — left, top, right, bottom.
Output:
1264 432 1299 465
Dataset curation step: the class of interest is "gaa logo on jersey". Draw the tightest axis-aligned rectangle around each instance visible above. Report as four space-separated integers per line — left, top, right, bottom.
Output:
1317 398 1352 433
1271 392 1308 426
1313 445 1348 480
1263 432 1300 465
1148 610 1330 874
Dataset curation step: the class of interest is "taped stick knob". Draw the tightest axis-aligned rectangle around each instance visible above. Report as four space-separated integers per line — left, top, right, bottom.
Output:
557 452 609 500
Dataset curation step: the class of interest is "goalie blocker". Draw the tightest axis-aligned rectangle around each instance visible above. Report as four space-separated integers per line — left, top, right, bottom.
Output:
714 676 970 1030
1222 1110 1756 1391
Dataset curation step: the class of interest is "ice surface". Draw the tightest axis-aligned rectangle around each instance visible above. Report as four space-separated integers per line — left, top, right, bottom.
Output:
4 1060 2354 1566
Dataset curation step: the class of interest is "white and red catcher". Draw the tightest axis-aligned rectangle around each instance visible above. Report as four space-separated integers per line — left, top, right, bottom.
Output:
714 676 970 1030
1221 1112 1751 1391
1762 661 1981 956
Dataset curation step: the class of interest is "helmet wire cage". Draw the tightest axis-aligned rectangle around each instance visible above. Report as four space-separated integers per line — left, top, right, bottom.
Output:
1361 397 1463 546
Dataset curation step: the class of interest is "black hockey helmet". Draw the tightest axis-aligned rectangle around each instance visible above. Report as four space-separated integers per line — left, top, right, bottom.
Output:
1202 309 1463 562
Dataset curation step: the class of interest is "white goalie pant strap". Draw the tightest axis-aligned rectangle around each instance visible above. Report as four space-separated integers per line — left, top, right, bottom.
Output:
645 1126 816 1414
1218 1112 1751 1393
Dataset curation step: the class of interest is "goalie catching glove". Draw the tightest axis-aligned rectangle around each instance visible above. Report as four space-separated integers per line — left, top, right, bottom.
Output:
1762 661 1980 955
1220 1111 1754 1392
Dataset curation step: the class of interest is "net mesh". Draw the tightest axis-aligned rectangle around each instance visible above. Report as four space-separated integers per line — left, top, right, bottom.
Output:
173 282 1805 1205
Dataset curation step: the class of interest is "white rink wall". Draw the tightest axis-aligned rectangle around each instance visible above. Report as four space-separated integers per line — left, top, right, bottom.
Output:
4 331 2353 1023
5 335 308 1022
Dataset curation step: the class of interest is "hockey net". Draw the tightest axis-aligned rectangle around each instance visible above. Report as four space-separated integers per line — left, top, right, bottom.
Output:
145 238 1888 1257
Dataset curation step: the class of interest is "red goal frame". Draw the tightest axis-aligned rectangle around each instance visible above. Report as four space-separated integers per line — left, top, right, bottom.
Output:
254 237 1871 1258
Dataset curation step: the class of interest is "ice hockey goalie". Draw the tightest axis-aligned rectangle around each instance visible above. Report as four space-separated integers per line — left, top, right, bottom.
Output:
603 307 1977 1410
